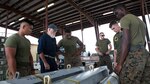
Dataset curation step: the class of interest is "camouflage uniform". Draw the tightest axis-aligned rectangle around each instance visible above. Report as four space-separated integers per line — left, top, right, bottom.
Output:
119 14 150 84
120 48 150 84
58 36 83 68
141 54 150 84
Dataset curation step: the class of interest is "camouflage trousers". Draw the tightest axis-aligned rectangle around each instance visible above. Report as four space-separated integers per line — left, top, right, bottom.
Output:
64 55 82 68
119 49 150 84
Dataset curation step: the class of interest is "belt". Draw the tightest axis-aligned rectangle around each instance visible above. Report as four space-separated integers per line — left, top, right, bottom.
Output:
44 55 55 59
130 45 144 51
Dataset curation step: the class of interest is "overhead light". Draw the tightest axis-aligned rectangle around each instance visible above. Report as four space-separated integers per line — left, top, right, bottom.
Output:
65 20 80 26
9 22 15 26
40 30 46 33
65 23 72 26
48 3 54 7
37 7 45 12
18 17 25 21
40 31 44 33
72 20 80 23
102 11 113 15
37 3 54 12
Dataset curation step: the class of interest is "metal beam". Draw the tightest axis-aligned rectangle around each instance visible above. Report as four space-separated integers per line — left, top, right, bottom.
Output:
65 0 95 25
38 0 95 21
6 0 45 28
0 4 40 21
94 21 99 41
45 0 48 30
49 0 136 25
0 24 18 31
0 0 31 24
80 14 84 43
140 0 150 51
5 10 8 37
0 0 22 23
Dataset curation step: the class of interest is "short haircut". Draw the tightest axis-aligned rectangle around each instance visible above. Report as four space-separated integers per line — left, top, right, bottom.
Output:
109 20 118 28
21 19 34 26
64 28 71 33
99 32 104 35
113 4 127 12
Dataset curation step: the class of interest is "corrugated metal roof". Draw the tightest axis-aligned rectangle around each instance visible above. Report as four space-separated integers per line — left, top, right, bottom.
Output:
0 0 149 38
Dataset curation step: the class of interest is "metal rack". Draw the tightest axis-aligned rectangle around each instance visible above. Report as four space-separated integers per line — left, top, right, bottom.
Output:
0 36 7 81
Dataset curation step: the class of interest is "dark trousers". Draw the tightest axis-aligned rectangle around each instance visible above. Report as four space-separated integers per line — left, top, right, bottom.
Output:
97 54 113 74
39 57 58 73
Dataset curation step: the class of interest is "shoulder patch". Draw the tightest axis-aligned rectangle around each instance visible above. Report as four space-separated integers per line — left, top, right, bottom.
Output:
114 36 118 41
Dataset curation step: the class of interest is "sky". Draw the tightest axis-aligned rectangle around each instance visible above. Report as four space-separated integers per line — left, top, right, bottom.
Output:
0 15 150 54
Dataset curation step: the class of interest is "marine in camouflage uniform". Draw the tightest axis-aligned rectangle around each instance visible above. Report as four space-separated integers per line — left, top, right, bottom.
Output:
113 4 150 84
4 19 34 79
58 29 84 68
95 32 113 74
120 48 150 84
